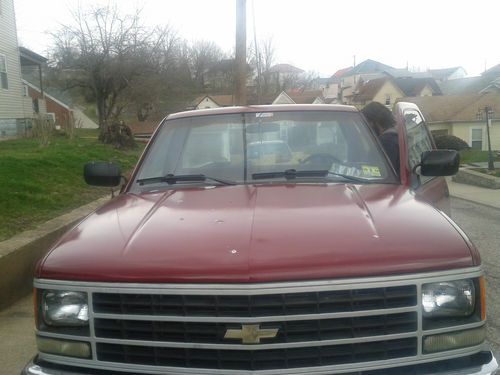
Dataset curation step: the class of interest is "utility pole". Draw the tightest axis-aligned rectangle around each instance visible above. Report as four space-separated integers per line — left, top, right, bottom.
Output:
235 0 247 106
485 106 495 171
477 106 495 171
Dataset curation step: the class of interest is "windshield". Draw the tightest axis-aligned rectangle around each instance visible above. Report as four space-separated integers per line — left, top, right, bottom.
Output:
132 110 396 190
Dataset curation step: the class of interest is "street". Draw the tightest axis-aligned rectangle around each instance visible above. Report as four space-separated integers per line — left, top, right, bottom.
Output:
450 198 500 359
1 197 499 374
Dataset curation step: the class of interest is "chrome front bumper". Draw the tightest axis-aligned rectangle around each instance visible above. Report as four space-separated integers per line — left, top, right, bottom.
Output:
22 352 499 375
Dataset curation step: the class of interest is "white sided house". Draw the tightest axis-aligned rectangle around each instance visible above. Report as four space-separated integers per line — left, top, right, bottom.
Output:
0 0 34 138
272 91 325 105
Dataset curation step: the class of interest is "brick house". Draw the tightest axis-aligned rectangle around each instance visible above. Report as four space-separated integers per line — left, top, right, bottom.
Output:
23 80 73 128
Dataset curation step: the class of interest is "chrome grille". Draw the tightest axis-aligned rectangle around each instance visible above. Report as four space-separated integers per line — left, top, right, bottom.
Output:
96 338 417 370
93 285 416 316
95 312 417 343
90 285 418 370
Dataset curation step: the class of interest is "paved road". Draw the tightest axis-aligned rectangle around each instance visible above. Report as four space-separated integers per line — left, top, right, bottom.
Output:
450 198 500 359
1 197 499 373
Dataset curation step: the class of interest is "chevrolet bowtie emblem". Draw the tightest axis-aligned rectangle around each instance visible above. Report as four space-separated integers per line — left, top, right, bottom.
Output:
224 324 279 344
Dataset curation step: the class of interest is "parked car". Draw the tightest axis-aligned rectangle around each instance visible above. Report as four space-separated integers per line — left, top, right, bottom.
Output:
23 103 497 375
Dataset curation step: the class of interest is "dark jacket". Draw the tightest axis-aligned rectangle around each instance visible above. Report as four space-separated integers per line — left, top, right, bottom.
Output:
379 128 400 175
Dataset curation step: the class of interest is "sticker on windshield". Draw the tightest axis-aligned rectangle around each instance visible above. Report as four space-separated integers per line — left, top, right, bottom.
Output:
256 112 273 118
362 165 381 177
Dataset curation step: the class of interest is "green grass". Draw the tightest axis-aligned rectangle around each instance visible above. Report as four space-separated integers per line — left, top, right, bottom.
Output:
75 128 99 138
459 149 500 164
0 135 143 241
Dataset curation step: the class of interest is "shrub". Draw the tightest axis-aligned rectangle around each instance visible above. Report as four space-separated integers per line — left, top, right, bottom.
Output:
434 135 470 151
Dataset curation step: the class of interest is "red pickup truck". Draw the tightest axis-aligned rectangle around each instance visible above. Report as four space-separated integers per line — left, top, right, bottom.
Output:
23 103 498 374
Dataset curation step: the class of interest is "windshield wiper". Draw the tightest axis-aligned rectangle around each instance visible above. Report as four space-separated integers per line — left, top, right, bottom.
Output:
137 174 237 186
252 169 329 180
252 169 372 183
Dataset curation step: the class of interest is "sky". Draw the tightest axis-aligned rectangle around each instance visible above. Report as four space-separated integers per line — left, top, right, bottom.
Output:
13 0 500 77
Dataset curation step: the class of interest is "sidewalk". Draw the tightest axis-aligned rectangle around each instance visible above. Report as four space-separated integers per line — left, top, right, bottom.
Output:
447 177 500 209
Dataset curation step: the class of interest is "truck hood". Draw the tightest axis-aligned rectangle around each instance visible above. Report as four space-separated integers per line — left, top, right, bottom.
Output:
38 184 475 282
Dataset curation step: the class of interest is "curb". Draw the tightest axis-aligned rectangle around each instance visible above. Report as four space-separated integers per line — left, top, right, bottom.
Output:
0 196 110 310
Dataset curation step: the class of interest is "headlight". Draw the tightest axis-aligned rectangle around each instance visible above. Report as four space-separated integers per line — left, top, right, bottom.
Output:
422 279 475 317
42 290 89 326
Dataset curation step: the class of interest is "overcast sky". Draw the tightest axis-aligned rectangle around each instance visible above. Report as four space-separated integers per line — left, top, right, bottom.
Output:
13 0 500 77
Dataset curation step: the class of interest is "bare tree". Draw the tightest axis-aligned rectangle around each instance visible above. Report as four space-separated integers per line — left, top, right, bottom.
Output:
259 37 276 95
50 5 168 144
190 40 225 89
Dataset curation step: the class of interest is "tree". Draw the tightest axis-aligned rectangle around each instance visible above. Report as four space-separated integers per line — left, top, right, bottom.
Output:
50 5 168 144
190 40 225 89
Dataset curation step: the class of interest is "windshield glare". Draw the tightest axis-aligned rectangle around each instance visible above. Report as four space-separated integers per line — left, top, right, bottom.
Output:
134 111 395 187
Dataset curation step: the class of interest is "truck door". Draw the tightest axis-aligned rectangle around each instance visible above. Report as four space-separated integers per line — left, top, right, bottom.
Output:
393 102 451 215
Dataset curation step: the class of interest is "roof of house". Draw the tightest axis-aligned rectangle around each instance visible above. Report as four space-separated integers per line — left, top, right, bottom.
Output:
22 79 72 109
267 64 304 74
19 47 47 65
384 68 432 79
479 78 500 94
399 93 500 123
343 59 395 77
351 77 390 101
330 67 353 82
439 76 491 95
428 67 464 80
394 77 442 96
482 64 500 76
190 94 236 107
285 89 323 104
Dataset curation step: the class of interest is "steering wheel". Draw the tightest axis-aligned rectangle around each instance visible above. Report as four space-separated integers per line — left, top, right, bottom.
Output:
300 153 342 166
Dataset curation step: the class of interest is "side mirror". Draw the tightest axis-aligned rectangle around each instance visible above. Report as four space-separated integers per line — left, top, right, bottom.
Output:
84 161 122 187
420 150 460 176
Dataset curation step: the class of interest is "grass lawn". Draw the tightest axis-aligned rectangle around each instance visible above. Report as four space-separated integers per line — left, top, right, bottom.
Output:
0 132 144 241
459 149 500 164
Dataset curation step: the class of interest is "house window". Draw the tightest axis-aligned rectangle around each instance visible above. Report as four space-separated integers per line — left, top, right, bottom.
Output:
471 128 483 150
0 55 8 89
385 94 391 105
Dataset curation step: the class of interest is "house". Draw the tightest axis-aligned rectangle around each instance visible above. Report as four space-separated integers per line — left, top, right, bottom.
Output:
322 67 352 102
393 77 442 97
187 94 236 110
439 76 491 95
481 64 500 78
0 0 36 138
266 63 304 92
350 77 405 108
400 94 500 150
339 59 396 103
272 90 324 105
479 78 500 95
439 65 500 95
23 80 74 128
428 67 467 82
384 68 432 79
